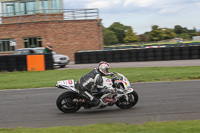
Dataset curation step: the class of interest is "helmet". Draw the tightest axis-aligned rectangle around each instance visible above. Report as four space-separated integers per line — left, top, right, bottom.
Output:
98 61 110 76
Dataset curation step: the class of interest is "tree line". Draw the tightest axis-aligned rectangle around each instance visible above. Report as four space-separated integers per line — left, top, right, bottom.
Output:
103 22 200 45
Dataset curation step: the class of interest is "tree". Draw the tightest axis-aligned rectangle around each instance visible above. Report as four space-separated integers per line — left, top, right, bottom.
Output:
103 22 198 44
187 28 197 39
180 33 190 40
174 25 183 34
139 34 149 42
197 31 200 36
182 27 188 33
124 27 139 43
174 25 197 39
163 28 176 39
103 27 118 45
108 22 128 43
149 25 165 41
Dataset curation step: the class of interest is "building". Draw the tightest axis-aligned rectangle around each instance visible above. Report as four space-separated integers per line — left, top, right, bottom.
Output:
0 0 103 61
193 36 200 41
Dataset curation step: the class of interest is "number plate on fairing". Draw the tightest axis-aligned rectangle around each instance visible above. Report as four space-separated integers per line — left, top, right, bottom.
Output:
57 79 75 88
103 97 115 103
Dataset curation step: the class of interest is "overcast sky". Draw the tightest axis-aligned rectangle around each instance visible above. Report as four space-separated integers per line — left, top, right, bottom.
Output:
63 0 200 34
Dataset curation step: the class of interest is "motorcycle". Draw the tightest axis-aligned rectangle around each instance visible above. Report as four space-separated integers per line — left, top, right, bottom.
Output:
56 72 139 113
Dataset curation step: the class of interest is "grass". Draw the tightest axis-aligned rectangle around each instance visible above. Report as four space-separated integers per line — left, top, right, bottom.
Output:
0 66 200 90
104 41 200 47
0 120 200 133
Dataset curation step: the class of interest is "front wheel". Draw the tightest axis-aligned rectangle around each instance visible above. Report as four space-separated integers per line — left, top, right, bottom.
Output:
116 91 139 109
56 92 81 113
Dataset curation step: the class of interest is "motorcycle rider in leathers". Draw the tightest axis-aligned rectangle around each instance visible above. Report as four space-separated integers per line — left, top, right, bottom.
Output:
76 61 112 108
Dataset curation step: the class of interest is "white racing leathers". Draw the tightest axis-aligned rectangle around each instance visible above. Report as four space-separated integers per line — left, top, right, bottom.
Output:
76 68 104 106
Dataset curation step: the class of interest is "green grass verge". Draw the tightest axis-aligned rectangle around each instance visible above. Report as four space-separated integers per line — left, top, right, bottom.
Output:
0 66 200 90
0 120 200 133
104 41 200 48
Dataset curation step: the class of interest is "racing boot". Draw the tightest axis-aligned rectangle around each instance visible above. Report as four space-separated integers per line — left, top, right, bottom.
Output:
91 98 104 109
91 97 100 107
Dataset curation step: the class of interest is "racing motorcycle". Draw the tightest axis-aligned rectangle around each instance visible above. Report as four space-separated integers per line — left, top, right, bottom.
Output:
56 72 139 113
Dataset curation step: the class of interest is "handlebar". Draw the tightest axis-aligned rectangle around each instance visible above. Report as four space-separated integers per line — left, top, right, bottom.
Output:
108 72 117 77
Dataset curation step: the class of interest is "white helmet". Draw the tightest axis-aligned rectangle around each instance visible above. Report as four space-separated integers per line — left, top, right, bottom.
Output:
98 61 110 76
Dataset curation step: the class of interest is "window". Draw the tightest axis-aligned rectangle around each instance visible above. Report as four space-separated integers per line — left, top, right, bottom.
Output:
55 0 61 11
51 0 56 12
14 2 20 15
39 0 62 13
39 0 50 13
23 37 42 48
2 0 62 16
20 2 25 15
0 39 15 52
2 0 36 16
51 0 61 13
43 0 49 12
27 1 36 14
3 2 15 16
20 1 36 15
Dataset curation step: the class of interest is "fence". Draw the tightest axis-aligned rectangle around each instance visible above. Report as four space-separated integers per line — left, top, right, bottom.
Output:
0 54 53 72
75 46 200 64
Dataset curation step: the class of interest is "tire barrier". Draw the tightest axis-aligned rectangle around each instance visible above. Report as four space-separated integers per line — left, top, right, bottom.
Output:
44 54 54 70
0 54 53 72
75 46 200 64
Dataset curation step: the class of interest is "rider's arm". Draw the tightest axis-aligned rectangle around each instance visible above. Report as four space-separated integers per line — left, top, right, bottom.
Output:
95 75 104 88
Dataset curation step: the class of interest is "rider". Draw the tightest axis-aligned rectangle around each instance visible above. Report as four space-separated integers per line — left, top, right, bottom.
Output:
76 61 111 107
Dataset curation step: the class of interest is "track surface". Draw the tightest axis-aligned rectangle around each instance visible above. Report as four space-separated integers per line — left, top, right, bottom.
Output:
0 80 200 128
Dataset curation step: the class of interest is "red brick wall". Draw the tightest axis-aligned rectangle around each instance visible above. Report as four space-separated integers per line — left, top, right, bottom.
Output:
0 20 103 61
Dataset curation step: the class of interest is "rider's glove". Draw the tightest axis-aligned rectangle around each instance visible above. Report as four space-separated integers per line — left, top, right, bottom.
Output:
108 72 114 77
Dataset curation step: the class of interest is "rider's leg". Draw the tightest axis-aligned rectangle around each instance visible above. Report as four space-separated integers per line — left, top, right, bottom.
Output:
77 85 100 107
83 91 100 106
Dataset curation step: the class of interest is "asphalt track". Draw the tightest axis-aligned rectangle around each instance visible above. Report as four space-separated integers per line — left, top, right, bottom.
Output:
0 80 200 128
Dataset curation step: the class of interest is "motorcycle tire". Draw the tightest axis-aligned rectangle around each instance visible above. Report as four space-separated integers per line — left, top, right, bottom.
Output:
116 91 139 109
56 91 81 113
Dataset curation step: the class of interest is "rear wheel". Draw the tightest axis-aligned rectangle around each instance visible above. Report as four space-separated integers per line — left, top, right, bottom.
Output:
56 92 81 113
116 91 138 109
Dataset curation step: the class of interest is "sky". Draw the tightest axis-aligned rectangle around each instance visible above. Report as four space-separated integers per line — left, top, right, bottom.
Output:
63 0 200 34
0 0 199 34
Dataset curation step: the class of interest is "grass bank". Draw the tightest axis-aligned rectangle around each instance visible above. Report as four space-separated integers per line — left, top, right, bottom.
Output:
0 66 200 90
0 120 200 133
